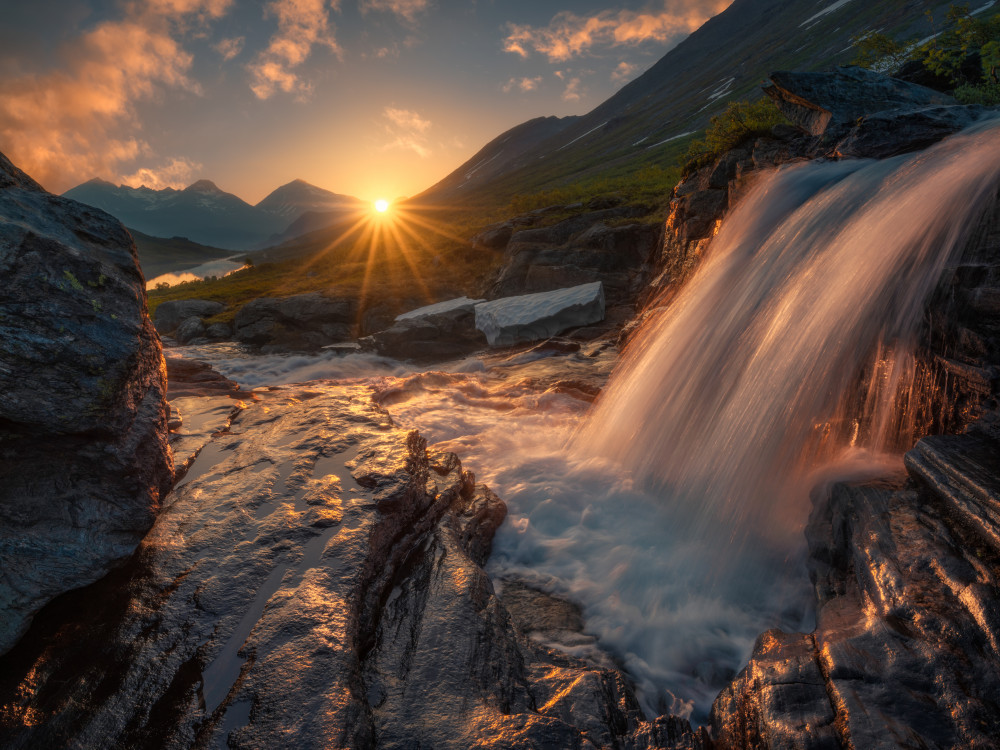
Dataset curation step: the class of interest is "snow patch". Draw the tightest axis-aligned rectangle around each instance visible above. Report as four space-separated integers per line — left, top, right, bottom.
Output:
557 121 609 151
646 131 694 150
973 0 996 14
395 296 485 322
800 0 855 27
708 77 736 101
474 282 605 347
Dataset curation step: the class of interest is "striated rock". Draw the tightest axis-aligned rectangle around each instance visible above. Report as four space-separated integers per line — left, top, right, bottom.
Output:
153 298 224 333
763 66 955 137
0 151 173 656
713 425 1000 748
233 291 356 350
395 295 485 321
164 353 242 399
0 384 701 749
476 282 606 348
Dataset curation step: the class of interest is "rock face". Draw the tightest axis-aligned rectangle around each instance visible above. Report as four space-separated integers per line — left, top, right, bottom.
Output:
233 291 357 350
0 152 173 656
712 429 1000 747
475 282 607 348
0 384 703 749
154 298 225 333
487 204 661 308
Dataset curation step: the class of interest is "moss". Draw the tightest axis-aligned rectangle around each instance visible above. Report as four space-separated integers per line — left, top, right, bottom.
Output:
91 299 103 313
63 270 85 292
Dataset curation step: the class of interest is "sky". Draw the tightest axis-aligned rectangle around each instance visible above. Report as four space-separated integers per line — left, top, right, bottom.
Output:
0 0 731 203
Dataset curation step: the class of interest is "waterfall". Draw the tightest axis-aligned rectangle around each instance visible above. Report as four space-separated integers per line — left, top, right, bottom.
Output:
574 119 1000 551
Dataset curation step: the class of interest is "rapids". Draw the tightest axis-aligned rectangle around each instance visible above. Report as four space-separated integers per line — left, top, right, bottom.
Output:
193 118 1000 721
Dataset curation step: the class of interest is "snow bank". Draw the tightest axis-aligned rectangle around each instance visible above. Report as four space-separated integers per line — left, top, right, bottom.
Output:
474 281 605 347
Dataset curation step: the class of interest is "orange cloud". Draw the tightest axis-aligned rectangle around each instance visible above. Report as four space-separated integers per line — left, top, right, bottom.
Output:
504 0 732 62
382 106 432 157
360 0 430 23
502 76 543 93
119 156 204 190
249 0 341 100
0 1 227 192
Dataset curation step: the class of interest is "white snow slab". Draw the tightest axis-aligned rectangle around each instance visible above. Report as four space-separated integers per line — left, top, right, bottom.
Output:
474 282 605 347
395 296 486 321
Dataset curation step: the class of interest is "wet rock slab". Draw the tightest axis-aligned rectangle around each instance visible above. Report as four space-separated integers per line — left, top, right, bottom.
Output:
0 383 701 749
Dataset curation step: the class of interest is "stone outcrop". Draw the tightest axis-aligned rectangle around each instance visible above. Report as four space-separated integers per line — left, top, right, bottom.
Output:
0 152 173 656
233 291 357 350
154 298 224 333
0 384 703 749
363 298 488 361
476 281 607 348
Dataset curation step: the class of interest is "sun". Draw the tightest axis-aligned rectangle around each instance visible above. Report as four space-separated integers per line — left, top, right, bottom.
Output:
374 199 389 213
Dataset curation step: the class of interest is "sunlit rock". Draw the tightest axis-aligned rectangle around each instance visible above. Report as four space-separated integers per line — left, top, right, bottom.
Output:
365 297 488 361
0 151 173 656
475 281 606 347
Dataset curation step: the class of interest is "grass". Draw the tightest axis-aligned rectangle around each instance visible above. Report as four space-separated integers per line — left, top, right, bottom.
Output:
681 98 789 177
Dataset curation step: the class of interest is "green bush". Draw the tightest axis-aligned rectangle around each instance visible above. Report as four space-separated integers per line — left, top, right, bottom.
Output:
851 31 911 71
681 98 787 176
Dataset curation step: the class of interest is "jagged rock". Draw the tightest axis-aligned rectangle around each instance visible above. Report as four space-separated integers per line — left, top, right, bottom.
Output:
835 105 986 159
476 282 606 348
0 384 700 749
154 298 224 333
712 425 1000 748
233 291 356 350
164 353 241 399
395 296 486 321
0 151 173 656
763 66 955 137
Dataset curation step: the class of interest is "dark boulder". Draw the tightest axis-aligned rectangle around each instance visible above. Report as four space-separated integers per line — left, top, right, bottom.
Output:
0 151 173 655
763 66 955 137
834 104 986 159
233 291 357 350
154 298 224 333
174 315 206 344
365 303 487 361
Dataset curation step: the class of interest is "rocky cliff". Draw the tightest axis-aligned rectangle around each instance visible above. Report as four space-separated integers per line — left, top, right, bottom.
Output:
0 152 173 656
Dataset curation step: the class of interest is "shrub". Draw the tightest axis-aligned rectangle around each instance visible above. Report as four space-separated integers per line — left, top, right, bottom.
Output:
681 98 787 176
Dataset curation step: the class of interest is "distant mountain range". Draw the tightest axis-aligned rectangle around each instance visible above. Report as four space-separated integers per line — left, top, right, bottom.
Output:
63 178 365 250
418 0 962 205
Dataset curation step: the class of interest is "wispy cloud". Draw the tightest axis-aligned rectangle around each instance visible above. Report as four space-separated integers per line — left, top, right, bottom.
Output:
561 76 584 101
248 0 340 100
119 156 203 190
502 76 543 94
359 0 430 23
612 61 640 85
382 106 432 157
0 0 230 191
503 0 731 62
214 36 244 60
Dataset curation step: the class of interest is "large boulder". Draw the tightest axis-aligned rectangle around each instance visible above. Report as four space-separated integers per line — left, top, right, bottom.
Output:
365 297 488 361
475 281 606 347
0 151 173 655
233 292 357 350
833 104 986 159
763 66 955 137
154 298 224 334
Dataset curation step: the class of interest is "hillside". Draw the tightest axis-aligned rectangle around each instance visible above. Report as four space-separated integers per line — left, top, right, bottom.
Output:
417 0 964 206
130 229 234 279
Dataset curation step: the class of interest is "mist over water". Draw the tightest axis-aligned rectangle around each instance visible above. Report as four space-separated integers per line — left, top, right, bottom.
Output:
195 120 1000 722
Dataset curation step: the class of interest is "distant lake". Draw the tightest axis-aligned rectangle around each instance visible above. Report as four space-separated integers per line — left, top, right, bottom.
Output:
146 257 246 289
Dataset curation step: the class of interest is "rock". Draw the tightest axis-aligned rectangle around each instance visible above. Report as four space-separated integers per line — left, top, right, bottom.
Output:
712 426 1000 747
475 282 606 347
395 295 486 321
164 353 241 399
154 298 224 333
366 303 488 361
204 321 232 340
0 383 700 749
233 292 356 350
174 315 206 344
763 66 955 137
0 151 173 656
834 105 985 159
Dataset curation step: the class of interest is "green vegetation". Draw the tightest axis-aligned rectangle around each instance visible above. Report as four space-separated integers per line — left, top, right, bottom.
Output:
681 98 788 176
506 165 680 217
63 270 85 293
851 3 1000 103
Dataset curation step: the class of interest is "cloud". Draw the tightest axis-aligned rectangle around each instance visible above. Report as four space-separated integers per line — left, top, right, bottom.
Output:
562 77 583 101
119 156 203 190
248 0 340 100
214 36 244 60
503 0 731 62
359 0 430 23
382 106 431 157
0 1 229 191
502 76 543 94
612 61 640 84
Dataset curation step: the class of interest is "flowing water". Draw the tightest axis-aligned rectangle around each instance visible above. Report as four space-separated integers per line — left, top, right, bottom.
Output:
196 119 1000 722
